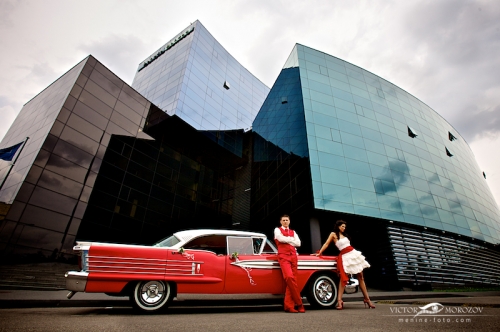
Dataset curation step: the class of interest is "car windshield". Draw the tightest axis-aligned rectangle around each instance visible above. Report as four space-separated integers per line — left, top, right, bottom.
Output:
153 235 181 247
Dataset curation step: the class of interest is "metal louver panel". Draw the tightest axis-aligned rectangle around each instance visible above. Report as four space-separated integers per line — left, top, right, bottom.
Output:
388 226 500 286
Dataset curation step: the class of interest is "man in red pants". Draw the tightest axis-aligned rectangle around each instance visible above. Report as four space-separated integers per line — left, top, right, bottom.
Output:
274 214 305 313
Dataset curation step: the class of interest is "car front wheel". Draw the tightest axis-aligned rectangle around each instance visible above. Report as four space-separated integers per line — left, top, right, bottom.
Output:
306 274 338 308
132 280 172 312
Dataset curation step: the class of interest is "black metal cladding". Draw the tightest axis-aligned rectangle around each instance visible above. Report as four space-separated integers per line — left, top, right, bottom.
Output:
388 225 500 286
77 114 250 245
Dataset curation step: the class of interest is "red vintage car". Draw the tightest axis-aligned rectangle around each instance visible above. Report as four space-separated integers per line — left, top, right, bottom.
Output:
65 229 358 311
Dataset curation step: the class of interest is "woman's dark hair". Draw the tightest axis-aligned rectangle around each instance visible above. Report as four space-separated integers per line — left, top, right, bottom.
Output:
334 220 349 240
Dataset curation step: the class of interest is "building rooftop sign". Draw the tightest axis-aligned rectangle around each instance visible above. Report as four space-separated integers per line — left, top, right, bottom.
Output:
137 25 195 72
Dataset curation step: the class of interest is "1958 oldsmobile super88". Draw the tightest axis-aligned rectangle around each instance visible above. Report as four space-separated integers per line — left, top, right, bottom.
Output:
65 229 358 311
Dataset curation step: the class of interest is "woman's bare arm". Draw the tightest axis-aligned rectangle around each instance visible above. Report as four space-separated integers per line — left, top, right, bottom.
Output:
313 232 337 256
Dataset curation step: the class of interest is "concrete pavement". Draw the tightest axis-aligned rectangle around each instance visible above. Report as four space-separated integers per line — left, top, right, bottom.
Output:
1 288 499 309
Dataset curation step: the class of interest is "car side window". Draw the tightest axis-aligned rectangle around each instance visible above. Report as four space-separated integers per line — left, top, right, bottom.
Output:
227 236 255 256
184 235 227 255
252 238 263 254
251 237 277 254
261 239 278 254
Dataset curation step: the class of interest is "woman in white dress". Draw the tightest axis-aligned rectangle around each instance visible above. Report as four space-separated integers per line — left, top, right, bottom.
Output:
314 220 375 309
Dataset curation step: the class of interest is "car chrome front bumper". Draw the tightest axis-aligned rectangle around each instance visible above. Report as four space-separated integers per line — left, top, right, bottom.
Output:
65 271 89 293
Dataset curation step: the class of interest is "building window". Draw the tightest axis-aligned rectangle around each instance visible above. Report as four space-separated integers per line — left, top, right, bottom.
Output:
377 89 385 98
448 131 457 141
407 126 418 138
445 147 453 157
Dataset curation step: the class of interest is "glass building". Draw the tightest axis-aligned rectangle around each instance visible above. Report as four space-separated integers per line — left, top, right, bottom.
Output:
1 22 499 288
132 21 269 132
251 44 500 287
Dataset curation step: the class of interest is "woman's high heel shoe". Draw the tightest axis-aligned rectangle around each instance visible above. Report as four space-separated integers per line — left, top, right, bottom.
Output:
336 300 344 310
363 299 375 309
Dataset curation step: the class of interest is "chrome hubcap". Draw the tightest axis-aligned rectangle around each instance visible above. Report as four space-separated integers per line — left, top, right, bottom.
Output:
140 281 165 304
315 279 333 303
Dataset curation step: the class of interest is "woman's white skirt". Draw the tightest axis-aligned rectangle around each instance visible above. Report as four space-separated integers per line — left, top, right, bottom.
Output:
342 249 370 274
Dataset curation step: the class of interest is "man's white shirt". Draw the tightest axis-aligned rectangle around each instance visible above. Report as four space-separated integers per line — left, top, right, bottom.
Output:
274 227 301 247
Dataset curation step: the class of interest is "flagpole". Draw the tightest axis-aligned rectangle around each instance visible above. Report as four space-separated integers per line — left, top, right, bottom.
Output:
0 137 30 192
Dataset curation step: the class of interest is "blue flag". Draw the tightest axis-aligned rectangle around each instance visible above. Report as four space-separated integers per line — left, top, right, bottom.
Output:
0 142 24 161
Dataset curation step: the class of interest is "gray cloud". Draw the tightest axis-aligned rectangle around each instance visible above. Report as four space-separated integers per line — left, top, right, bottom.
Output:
0 95 9 108
27 62 58 83
0 0 21 29
78 34 153 85
398 0 500 141
453 104 500 140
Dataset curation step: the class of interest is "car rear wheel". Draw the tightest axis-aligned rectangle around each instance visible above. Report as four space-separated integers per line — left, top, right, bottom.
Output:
132 280 172 312
306 274 338 308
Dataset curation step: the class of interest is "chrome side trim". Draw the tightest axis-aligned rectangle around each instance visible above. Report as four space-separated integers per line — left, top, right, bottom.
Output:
231 259 337 270
166 261 204 276
167 260 204 263
89 265 165 271
87 255 166 262
87 255 167 274
65 271 88 292
86 255 206 276
297 266 337 270
87 270 166 275
298 260 337 270
230 260 280 269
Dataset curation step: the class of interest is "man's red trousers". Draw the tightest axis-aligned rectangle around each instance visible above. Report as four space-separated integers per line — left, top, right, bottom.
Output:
278 253 303 311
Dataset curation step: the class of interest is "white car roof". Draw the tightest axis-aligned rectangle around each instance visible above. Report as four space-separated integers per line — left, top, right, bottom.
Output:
173 229 266 243
75 229 268 249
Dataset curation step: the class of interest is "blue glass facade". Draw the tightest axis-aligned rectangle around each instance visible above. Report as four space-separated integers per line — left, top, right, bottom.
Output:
251 48 312 241
132 21 269 131
279 44 500 244
253 65 308 158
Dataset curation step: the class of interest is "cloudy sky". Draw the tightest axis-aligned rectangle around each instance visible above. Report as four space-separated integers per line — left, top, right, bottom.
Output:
1 0 499 205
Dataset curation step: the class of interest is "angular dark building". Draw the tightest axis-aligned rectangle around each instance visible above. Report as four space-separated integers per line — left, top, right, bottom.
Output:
0 56 155 260
1 21 499 289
